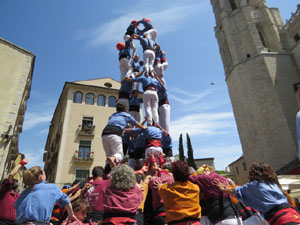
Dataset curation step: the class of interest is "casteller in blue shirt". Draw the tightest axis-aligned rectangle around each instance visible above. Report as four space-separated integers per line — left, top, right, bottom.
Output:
15 181 70 223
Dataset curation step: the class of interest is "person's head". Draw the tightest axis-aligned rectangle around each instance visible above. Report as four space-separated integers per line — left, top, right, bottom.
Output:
132 90 138 98
116 42 125 51
110 164 136 191
1 178 19 192
72 199 91 222
171 161 190 182
196 164 214 175
131 19 138 27
116 102 126 112
23 166 45 186
248 162 277 183
133 55 140 62
92 166 104 179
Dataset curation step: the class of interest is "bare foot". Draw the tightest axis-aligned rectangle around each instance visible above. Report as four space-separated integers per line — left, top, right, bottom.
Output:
107 157 116 169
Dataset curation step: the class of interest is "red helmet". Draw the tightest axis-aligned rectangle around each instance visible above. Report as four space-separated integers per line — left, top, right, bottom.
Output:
143 18 151 23
116 42 125 50
131 19 138 24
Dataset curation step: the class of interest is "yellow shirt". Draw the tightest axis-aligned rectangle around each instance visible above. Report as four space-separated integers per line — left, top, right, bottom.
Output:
138 182 149 212
158 181 201 223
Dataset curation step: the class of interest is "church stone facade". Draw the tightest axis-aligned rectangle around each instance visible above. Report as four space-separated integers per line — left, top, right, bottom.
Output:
210 0 300 174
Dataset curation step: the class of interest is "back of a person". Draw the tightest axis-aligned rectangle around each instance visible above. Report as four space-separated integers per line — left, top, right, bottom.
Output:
86 179 110 212
236 181 288 216
103 185 142 215
159 181 201 224
15 183 59 223
0 181 20 222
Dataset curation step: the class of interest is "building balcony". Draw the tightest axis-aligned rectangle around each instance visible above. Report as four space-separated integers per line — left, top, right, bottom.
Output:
73 150 94 162
76 125 95 136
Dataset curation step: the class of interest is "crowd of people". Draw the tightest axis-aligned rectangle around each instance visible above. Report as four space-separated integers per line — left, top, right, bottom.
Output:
2 158 300 225
2 19 300 225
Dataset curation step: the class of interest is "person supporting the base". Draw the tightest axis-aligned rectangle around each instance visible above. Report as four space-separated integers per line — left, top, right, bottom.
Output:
101 102 146 168
214 162 300 225
0 158 28 225
157 161 201 225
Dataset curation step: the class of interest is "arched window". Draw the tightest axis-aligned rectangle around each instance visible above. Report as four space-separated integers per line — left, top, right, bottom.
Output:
85 93 94 105
108 96 116 107
73 91 83 103
97 95 106 106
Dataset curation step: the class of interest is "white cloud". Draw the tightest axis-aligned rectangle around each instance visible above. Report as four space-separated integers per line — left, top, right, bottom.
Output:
75 1 210 47
23 112 52 131
170 112 236 138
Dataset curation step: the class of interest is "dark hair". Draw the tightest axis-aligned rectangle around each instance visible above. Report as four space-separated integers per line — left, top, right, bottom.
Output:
92 166 104 178
72 199 91 213
171 161 190 182
72 180 80 187
116 102 126 112
248 162 277 183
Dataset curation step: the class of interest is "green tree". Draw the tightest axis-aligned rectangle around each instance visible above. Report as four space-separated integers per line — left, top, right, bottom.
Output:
178 133 185 161
186 133 197 169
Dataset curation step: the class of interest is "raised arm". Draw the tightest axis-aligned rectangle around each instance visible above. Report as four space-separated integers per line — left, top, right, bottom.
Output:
8 158 28 182
155 123 168 137
213 178 235 195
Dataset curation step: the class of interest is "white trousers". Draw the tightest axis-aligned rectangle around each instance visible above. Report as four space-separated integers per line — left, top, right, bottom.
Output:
129 111 141 123
143 90 158 125
144 29 157 41
145 146 163 163
154 61 168 77
143 50 155 74
119 58 131 80
159 104 170 133
102 134 124 163
243 215 264 225
117 98 129 112
131 72 140 91
215 216 243 225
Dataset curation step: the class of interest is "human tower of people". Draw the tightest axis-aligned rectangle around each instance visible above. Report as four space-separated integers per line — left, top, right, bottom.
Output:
2 18 300 225
101 18 172 171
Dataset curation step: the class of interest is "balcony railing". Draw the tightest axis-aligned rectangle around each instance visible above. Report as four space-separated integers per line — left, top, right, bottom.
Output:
76 125 95 136
73 150 94 162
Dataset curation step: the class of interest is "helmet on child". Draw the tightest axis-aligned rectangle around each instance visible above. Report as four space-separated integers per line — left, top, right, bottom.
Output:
116 42 125 50
143 18 151 23
131 19 138 24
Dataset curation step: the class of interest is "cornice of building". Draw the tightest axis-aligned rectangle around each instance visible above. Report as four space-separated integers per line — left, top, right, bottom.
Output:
228 155 244 167
0 37 35 57
65 81 120 92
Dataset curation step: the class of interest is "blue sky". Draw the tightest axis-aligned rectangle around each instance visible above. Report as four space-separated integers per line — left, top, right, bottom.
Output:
1 0 298 170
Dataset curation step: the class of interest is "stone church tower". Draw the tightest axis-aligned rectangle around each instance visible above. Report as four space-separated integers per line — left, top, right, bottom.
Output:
211 0 300 173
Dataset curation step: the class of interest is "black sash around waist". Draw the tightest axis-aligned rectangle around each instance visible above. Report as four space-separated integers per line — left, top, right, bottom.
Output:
102 125 123 137
143 47 154 52
103 211 136 220
159 98 169 107
129 105 140 112
133 68 139 72
118 91 130 99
